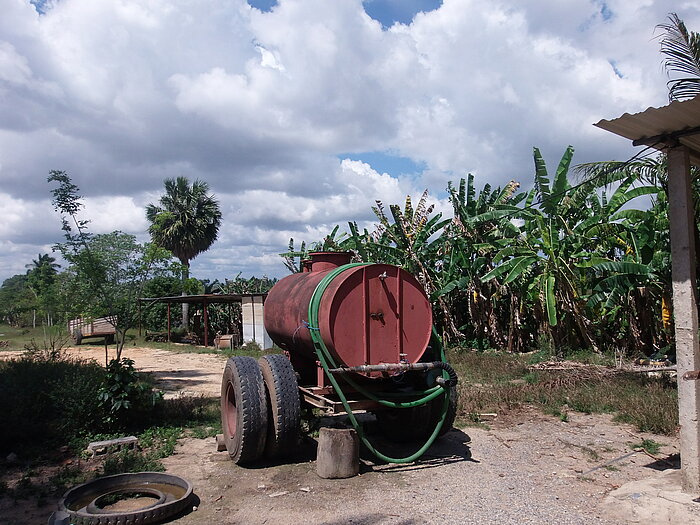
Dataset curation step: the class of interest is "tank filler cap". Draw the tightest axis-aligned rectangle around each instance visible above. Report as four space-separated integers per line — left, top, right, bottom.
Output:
378 271 388 280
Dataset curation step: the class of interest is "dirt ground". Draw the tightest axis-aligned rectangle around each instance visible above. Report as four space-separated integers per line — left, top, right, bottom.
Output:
1 346 697 524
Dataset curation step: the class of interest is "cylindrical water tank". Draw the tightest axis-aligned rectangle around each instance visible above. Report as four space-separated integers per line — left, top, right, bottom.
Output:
264 252 432 369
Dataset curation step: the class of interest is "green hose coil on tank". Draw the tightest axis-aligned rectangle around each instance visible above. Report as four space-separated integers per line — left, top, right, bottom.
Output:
307 262 453 464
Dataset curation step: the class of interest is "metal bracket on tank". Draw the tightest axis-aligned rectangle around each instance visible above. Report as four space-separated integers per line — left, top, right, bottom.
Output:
327 361 458 386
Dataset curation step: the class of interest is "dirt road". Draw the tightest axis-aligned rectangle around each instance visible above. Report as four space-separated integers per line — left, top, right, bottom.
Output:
1 346 694 524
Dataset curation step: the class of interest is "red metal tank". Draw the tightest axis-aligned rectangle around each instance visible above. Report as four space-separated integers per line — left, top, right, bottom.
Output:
264 252 433 370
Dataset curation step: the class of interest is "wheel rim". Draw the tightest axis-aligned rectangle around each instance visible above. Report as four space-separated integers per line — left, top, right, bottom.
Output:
225 381 238 436
59 472 193 524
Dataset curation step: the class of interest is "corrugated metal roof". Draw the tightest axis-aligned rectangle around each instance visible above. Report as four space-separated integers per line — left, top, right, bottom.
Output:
595 96 700 166
139 293 267 304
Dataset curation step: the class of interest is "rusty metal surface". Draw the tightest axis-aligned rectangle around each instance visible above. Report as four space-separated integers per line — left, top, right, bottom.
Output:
298 386 381 414
263 253 432 384
683 370 700 381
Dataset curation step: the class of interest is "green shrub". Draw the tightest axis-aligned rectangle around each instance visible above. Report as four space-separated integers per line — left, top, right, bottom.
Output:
98 358 161 426
0 351 105 453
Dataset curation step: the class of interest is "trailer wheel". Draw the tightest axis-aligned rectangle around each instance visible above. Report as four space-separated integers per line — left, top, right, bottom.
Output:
375 404 432 443
220 356 268 464
431 384 458 438
72 330 82 345
259 354 301 459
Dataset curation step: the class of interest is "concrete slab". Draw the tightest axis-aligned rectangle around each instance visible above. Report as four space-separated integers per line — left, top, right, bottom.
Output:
602 469 700 524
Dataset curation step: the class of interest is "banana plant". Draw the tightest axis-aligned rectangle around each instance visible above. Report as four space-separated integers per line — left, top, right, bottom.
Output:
482 146 603 351
437 175 526 349
371 191 461 339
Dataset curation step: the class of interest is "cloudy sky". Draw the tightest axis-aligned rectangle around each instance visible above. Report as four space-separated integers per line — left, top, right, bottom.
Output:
1 0 698 284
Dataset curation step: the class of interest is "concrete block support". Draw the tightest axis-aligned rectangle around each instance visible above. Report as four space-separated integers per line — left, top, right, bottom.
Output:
668 145 700 493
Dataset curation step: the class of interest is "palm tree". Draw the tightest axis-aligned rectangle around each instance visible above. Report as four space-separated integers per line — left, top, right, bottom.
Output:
146 177 222 328
657 13 700 101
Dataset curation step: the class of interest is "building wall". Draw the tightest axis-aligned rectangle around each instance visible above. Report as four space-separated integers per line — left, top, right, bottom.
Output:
242 296 272 349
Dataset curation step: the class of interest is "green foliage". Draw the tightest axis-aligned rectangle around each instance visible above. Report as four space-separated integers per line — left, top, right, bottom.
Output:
25 253 60 326
146 177 222 329
451 351 678 435
0 274 35 327
98 358 160 425
141 276 182 331
0 350 105 453
657 13 700 101
146 177 222 268
308 146 669 355
101 448 166 475
49 171 179 357
629 438 663 454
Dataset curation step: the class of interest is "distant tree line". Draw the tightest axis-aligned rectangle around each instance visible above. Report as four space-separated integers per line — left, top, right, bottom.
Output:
0 173 274 354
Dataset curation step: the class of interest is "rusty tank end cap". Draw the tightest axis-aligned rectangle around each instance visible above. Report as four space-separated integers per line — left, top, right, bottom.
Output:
308 252 353 272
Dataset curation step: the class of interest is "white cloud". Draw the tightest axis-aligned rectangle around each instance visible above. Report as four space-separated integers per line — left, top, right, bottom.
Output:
0 0 699 283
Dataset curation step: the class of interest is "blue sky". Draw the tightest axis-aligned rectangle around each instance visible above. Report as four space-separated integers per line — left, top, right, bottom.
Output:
249 1 443 26
1 0 699 284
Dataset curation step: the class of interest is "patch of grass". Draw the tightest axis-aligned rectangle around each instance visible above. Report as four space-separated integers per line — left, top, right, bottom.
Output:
102 448 166 475
138 427 182 458
629 438 663 455
0 323 65 351
189 426 219 439
561 347 616 366
449 350 530 383
450 350 678 435
49 465 89 493
522 372 539 384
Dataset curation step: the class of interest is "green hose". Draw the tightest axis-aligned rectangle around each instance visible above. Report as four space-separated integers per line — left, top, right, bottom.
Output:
307 263 452 464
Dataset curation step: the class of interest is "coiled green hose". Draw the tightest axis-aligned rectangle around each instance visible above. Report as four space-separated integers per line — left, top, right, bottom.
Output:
307 263 452 464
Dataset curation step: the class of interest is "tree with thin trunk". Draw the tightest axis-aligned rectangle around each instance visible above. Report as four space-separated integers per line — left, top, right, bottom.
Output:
146 177 222 329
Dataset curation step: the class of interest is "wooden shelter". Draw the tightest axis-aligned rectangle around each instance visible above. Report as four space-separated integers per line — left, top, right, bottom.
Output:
596 95 700 492
139 293 269 348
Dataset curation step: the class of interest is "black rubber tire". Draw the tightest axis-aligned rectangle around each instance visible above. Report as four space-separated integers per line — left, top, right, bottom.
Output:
72 330 82 345
375 403 432 443
258 354 301 459
430 384 458 438
220 356 268 464
58 472 193 525
376 385 458 442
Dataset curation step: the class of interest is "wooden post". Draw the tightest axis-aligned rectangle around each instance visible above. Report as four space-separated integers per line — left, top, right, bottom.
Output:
316 428 359 479
203 298 209 347
138 300 142 337
167 303 171 343
668 145 700 493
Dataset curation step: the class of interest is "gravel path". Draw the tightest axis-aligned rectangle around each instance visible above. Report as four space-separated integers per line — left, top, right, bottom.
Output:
162 408 667 525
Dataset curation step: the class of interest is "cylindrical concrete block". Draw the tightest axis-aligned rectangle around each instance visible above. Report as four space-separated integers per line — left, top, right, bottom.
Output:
316 427 359 479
